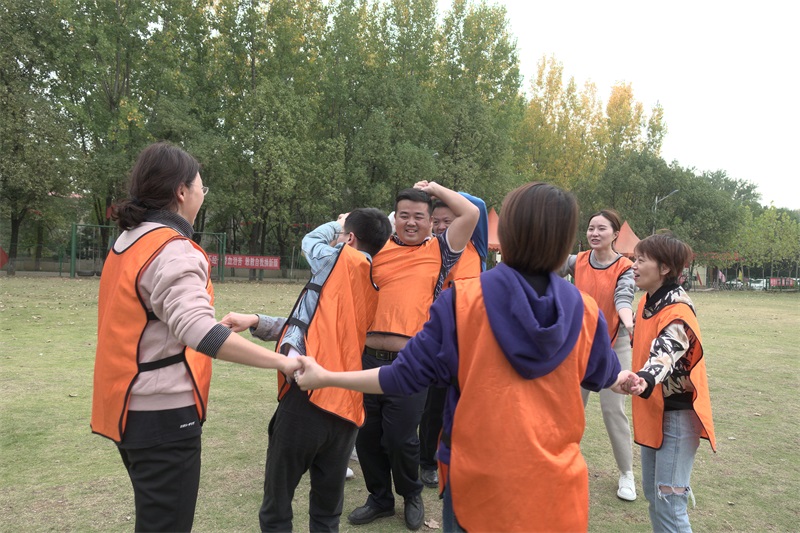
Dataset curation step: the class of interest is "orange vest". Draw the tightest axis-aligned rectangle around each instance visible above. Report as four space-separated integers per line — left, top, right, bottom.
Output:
369 238 441 337
277 245 378 426
574 250 632 344
447 277 599 532
444 241 481 286
631 297 716 451
92 227 213 443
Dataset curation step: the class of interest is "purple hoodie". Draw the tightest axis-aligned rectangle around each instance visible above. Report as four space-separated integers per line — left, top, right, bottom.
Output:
378 263 620 465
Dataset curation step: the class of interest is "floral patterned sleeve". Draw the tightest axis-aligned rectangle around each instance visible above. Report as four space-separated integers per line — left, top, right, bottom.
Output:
636 320 695 398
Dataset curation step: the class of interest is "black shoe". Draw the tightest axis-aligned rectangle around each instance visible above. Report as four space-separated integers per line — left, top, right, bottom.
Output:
347 504 395 525
420 468 438 488
403 494 425 531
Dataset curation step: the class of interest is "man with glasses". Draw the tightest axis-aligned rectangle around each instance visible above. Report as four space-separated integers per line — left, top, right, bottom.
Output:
222 208 392 532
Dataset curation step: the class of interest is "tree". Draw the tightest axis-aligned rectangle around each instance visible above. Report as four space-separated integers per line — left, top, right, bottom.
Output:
435 0 523 205
518 56 606 190
52 0 159 262
0 0 76 274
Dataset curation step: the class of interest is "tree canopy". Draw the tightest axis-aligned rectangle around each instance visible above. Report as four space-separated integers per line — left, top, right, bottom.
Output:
1 0 796 278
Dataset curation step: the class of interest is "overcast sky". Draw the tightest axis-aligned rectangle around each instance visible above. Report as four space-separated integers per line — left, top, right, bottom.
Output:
471 0 798 210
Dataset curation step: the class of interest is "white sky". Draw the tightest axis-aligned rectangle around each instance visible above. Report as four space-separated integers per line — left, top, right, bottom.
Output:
469 0 799 210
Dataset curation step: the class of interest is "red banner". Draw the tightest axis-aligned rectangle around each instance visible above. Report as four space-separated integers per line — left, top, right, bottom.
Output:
208 254 280 270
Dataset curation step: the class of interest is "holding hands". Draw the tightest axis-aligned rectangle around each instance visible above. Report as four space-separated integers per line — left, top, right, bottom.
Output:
293 357 328 391
610 370 646 396
220 312 258 333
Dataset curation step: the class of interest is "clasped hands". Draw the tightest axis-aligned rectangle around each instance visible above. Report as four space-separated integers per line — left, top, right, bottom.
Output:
612 370 646 396
290 356 325 390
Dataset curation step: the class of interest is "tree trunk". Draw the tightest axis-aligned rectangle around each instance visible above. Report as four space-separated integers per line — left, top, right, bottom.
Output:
34 221 44 271
7 213 22 276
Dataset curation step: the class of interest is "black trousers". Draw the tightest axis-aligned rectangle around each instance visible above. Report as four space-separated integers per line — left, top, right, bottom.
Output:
259 384 358 533
419 385 447 471
118 435 202 533
356 352 427 510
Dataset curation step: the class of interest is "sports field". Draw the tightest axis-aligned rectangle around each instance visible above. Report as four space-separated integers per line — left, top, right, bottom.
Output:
1 276 797 532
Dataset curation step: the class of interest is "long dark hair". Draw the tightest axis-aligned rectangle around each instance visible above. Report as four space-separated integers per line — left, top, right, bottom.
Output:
113 142 200 230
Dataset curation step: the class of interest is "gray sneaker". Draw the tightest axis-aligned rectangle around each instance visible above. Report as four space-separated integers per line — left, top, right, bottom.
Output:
420 468 438 488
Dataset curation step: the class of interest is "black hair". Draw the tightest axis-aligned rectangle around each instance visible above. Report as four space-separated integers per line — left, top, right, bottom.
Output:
394 188 433 214
113 142 200 230
344 208 392 257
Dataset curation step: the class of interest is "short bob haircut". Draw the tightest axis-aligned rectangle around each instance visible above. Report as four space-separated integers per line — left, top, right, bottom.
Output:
633 231 693 285
498 182 579 274
113 142 200 230
394 188 433 214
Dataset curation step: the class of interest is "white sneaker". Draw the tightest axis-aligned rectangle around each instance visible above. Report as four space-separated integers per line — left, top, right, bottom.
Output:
350 447 359 463
617 471 636 501
345 467 355 480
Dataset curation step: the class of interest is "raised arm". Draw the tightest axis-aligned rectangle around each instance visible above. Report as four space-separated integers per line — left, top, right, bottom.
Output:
415 181 479 252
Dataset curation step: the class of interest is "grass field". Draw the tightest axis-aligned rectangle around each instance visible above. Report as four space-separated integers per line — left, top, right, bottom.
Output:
1 275 798 532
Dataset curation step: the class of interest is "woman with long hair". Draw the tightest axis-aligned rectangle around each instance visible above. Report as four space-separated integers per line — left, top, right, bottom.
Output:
561 209 638 501
91 142 300 532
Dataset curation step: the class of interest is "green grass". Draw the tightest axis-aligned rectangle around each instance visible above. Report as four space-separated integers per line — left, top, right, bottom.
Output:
1 276 798 532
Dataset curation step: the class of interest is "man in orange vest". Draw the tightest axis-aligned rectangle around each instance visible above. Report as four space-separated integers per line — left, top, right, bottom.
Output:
349 182 478 530
221 208 392 532
419 192 488 488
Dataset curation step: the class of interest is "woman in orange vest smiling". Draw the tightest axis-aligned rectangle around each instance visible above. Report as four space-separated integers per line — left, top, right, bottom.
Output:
627 232 716 532
294 182 640 532
92 142 300 533
561 209 638 501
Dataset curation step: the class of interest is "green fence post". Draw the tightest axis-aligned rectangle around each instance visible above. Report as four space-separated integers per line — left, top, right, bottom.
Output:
219 233 226 283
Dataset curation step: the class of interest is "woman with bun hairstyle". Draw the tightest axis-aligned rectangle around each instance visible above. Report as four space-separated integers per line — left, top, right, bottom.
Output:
91 142 301 532
627 232 716 533
561 208 638 501
294 183 639 532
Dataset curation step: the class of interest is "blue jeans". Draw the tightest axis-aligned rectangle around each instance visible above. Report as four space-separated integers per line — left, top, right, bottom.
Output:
442 483 468 533
640 410 702 533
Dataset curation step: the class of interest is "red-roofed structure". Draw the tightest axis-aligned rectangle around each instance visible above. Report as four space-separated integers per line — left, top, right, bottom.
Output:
615 221 640 258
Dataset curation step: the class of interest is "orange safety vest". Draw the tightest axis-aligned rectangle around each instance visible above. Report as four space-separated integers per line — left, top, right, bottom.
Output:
631 298 716 451
277 245 378 426
444 241 481 286
574 250 632 344
92 227 213 443
369 238 441 337
446 277 599 532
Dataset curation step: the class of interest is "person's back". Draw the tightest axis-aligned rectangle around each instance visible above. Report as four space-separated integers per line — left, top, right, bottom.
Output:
244 208 392 532
444 266 605 531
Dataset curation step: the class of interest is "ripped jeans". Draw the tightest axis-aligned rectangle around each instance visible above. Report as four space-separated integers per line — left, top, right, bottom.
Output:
640 409 702 532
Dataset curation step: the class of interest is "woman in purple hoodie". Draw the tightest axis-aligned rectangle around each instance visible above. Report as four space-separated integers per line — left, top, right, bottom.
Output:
295 182 640 532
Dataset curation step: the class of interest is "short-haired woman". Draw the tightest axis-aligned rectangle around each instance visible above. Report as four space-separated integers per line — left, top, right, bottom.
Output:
628 232 716 532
